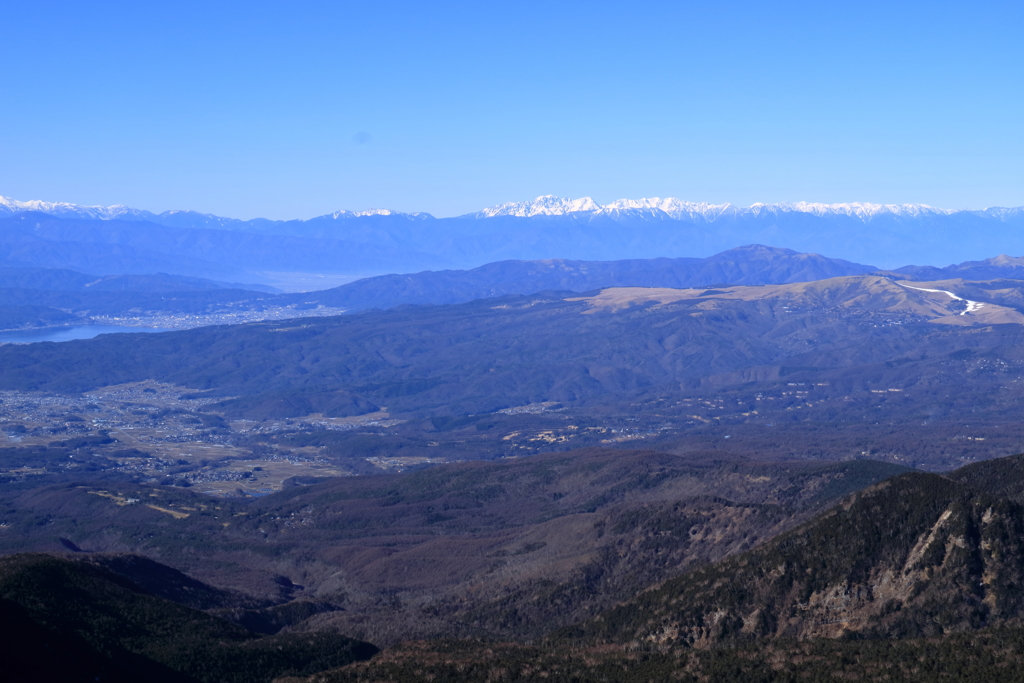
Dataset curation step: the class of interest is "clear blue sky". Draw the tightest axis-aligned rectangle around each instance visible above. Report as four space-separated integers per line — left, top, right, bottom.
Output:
2 0 1021 219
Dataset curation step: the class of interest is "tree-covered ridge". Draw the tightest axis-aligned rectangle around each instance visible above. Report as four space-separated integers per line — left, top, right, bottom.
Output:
280 630 1024 683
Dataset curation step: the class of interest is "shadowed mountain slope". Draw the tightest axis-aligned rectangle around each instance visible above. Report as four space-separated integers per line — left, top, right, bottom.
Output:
0 553 377 683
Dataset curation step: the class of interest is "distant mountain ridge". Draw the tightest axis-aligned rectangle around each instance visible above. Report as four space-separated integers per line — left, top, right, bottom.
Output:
12 244 1024 333
472 195 970 220
0 266 276 293
0 195 434 226
283 245 878 311
0 247 876 331
6 193 1014 223
892 255 1024 282
0 212 446 282
5 194 1024 275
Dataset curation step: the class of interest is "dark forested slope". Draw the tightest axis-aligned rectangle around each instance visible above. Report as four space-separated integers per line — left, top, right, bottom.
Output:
0 553 377 683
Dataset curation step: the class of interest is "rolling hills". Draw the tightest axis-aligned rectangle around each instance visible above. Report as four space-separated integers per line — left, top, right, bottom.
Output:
4 275 1024 423
7 273 1024 480
0 245 877 331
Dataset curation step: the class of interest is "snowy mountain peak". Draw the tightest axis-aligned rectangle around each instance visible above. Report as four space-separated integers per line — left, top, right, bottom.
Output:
601 197 736 220
327 208 433 220
0 195 153 221
472 196 966 221
330 208 398 218
604 197 725 212
474 195 603 218
0 193 1003 227
756 201 955 219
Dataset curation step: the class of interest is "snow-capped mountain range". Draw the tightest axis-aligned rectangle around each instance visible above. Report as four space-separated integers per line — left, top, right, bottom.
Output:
472 195 963 220
0 196 435 230
3 193 1024 280
0 194 988 223
0 196 154 221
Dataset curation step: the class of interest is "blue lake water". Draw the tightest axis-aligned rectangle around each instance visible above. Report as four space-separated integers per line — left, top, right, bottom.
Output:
0 325 171 344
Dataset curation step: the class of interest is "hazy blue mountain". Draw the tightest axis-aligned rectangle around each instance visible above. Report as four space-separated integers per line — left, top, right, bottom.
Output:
0 266 98 291
0 213 240 279
5 195 1024 273
0 247 875 330
0 212 450 281
893 254 1024 281
0 303 83 329
281 245 877 311
0 266 277 293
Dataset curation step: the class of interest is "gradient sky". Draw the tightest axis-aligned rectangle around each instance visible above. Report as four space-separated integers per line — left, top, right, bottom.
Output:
2 0 1022 219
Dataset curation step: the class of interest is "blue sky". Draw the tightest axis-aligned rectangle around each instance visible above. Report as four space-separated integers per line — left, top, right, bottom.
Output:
2 0 1021 219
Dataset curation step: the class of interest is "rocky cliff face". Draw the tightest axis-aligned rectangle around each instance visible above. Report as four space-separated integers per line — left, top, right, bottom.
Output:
568 470 1024 646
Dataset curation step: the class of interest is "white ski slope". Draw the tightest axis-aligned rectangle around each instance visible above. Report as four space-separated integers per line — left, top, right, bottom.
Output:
895 281 984 315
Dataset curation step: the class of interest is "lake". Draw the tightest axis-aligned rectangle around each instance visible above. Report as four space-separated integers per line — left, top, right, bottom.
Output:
0 325 172 344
